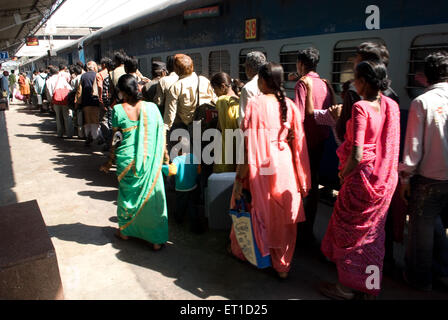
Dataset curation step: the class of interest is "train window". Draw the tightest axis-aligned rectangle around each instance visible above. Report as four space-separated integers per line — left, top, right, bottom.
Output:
280 43 315 94
239 48 266 82
407 33 448 99
94 44 101 64
188 53 203 76
332 38 385 93
209 50 231 78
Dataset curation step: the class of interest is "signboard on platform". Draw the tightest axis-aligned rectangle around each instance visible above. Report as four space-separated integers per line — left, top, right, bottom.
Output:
0 51 9 60
184 5 220 20
26 37 39 46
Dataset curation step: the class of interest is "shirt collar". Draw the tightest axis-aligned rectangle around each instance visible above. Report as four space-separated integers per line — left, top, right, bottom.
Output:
306 71 320 78
427 82 448 91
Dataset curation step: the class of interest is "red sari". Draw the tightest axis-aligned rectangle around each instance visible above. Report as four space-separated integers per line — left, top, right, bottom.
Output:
230 95 311 273
321 95 400 295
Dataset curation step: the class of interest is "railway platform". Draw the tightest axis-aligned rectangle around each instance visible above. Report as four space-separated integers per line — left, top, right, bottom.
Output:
1 102 447 300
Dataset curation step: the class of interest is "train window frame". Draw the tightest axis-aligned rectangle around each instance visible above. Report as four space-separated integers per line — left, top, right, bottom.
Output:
407 33 448 100
208 50 231 78
331 37 386 94
239 47 266 82
188 53 203 76
280 43 315 92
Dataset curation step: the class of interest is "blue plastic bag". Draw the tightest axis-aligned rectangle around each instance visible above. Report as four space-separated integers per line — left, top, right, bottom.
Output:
229 198 271 269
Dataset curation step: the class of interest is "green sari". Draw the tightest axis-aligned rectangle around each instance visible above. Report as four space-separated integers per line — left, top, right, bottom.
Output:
112 101 168 245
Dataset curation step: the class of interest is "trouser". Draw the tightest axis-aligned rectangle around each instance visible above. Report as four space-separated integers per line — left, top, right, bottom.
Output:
405 175 448 288
298 142 325 242
83 106 103 140
9 86 14 101
175 188 201 226
53 104 74 138
99 106 113 142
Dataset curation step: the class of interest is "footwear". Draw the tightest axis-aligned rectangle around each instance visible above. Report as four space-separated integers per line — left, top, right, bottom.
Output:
319 282 355 300
114 230 129 241
402 270 432 292
85 136 93 146
151 243 164 251
277 272 289 280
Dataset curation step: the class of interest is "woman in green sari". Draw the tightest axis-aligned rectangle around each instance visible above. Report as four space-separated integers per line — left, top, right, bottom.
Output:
100 74 168 250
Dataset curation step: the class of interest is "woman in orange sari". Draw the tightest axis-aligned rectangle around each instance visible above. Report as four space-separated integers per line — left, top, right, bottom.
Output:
320 61 400 299
18 73 31 104
229 62 311 279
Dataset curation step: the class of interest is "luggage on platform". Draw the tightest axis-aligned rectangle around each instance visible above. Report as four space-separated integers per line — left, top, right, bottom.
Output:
205 172 235 230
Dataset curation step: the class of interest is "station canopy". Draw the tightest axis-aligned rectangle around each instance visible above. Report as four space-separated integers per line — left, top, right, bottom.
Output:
0 0 63 59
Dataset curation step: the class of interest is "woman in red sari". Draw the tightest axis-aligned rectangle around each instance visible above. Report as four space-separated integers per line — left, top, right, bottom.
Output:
320 61 400 299
229 62 311 279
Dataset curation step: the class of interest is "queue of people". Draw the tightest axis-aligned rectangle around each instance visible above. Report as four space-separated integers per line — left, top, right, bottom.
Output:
3 46 447 300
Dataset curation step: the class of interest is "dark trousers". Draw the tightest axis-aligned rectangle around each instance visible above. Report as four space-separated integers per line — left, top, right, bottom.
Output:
298 142 325 243
175 188 201 226
405 175 448 288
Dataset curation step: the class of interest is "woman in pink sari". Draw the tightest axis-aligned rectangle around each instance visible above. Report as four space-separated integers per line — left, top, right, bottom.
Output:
228 62 311 279
320 61 400 299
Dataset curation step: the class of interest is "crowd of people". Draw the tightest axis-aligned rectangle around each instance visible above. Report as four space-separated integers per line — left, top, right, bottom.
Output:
1 44 447 300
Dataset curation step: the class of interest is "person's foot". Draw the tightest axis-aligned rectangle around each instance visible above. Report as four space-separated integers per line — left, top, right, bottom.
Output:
319 282 355 300
85 136 93 146
402 270 432 292
114 230 129 241
152 244 164 251
278 272 288 280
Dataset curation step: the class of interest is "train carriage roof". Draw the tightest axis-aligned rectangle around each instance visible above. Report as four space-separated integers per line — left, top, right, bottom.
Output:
82 0 222 45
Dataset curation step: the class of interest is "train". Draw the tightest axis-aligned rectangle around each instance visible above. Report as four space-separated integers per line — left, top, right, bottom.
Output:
22 0 448 107
21 0 448 187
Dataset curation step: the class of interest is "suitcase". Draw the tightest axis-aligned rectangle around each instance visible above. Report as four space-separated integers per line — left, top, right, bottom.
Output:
205 172 236 230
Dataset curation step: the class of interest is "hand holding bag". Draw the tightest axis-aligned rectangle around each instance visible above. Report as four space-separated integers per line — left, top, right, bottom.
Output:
229 197 271 269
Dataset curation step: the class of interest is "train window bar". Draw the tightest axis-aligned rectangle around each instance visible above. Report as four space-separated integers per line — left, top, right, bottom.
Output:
188 53 203 76
332 38 386 94
209 50 231 78
407 33 448 99
238 47 266 83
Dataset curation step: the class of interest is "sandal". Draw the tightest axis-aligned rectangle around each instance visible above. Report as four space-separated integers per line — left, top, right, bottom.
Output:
319 282 355 300
152 243 165 251
114 230 129 241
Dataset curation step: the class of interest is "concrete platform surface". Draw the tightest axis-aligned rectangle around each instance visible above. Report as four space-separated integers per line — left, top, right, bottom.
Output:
1 102 447 300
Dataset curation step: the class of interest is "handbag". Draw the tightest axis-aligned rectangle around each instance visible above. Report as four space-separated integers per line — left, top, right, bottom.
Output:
52 75 70 105
229 197 271 269
15 91 24 101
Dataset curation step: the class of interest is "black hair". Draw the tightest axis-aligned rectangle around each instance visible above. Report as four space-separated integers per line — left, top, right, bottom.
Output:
151 61 167 78
73 65 83 76
76 61 85 71
117 74 142 104
11 70 14 74
297 48 320 71
166 55 175 74
424 51 448 85
258 62 289 125
356 42 383 64
114 50 127 66
210 72 242 96
59 64 66 71
124 57 138 74
100 57 113 70
355 61 390 92
49 66 59 76
39 68 44 73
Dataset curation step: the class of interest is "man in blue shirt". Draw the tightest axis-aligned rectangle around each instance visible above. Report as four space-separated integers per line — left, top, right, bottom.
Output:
0 71 10 110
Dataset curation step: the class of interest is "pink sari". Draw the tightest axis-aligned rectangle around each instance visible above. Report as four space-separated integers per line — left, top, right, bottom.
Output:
321 95 400 295
230 95 311 273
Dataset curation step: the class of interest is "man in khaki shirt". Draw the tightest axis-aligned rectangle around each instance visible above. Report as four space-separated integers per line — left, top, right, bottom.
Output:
164 54 216 131
154 56 179 110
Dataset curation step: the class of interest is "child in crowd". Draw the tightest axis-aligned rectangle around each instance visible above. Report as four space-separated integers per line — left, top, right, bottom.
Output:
162 137 204 233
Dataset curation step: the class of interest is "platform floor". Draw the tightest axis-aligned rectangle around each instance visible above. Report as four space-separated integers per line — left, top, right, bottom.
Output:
1 102 447 300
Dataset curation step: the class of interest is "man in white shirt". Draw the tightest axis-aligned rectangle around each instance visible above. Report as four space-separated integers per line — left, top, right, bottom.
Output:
238 51 266 127
400 51 448 292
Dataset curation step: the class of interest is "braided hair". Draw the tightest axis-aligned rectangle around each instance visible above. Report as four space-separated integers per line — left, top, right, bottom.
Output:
258 62 289 126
